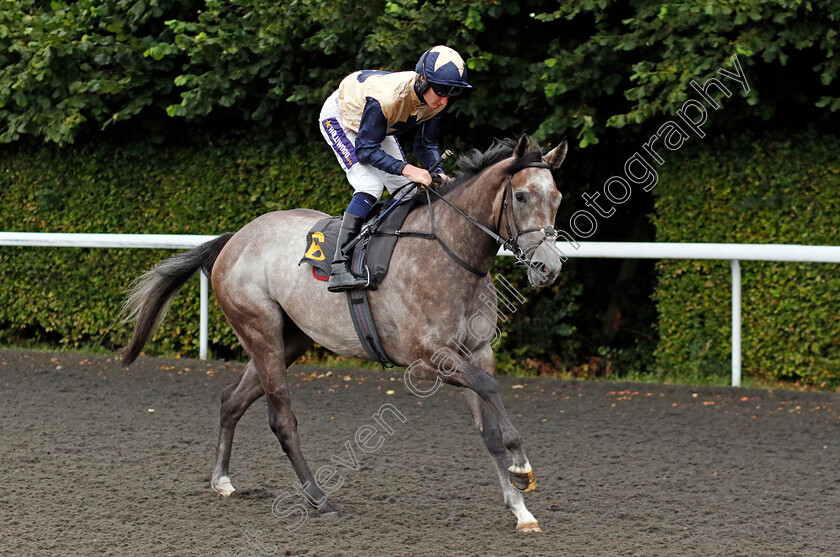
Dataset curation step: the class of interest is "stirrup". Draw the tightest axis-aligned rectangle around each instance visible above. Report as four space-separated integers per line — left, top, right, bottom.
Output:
327 265 374 292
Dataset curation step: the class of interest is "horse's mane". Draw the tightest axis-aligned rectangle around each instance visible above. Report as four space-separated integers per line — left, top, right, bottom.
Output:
424 137 547 201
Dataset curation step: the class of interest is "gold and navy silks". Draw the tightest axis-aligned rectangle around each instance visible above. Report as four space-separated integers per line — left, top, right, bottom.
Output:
337 70 446 175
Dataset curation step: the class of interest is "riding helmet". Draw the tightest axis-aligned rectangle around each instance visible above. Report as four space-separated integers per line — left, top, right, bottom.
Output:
415 46 472 94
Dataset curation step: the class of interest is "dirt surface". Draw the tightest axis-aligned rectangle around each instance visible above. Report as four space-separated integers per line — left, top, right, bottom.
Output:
1 348 838 557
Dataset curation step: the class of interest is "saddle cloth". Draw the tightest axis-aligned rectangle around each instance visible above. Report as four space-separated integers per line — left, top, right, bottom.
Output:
298 195 418 286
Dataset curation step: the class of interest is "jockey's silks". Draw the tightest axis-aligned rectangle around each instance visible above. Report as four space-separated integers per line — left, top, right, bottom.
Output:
337 71 445 174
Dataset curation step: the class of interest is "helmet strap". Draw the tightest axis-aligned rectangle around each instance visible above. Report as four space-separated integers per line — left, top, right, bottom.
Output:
417 48 432 95
416 75 430 96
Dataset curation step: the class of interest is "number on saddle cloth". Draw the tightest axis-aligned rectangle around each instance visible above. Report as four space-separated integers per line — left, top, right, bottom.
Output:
298 195 418 286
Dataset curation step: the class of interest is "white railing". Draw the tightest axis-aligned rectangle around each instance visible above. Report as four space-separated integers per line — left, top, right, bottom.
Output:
3 232 840 386
503 242 840 387
0 232 215 359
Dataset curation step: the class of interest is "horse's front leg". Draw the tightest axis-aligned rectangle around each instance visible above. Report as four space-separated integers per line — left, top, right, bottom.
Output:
463 389 541 532
406 352 539 531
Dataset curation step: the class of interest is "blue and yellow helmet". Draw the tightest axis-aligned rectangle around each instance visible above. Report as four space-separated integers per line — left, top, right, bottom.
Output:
415 46 472 96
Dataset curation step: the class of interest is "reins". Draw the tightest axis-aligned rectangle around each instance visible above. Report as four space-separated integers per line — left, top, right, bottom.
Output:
394 186 490 277
353 156 557 279
417 161 556 276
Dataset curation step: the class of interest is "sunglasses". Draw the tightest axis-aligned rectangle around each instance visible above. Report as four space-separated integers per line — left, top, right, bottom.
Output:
430 83 463 97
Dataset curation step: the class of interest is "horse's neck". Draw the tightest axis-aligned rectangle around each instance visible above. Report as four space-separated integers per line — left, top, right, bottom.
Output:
433 172 504 266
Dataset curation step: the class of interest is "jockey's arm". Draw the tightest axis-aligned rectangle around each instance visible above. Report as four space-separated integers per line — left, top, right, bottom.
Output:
413 112 446 176
355 98 432 185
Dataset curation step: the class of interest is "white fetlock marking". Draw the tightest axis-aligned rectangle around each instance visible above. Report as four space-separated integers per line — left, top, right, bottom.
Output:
212 476 236 497
508 461 533 475
511 497 537 526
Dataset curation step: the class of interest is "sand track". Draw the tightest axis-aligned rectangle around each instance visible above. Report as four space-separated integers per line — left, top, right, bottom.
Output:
1 349 838 556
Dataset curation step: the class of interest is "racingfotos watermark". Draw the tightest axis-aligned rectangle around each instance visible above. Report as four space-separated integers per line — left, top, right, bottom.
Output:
554 54 750 259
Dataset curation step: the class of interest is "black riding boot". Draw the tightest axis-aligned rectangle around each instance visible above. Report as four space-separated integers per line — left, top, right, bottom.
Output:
327 212 371 292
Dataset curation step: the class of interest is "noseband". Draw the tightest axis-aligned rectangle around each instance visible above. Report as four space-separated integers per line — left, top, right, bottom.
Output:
422 160 558 276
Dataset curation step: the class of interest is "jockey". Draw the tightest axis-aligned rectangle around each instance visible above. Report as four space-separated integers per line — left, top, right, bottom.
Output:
318 45 472 292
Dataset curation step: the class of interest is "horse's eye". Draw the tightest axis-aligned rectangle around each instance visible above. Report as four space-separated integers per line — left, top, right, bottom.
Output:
515 192 526 203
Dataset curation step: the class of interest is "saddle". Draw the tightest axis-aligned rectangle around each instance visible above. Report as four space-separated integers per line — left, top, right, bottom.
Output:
299 192 421 287
299 190 425 367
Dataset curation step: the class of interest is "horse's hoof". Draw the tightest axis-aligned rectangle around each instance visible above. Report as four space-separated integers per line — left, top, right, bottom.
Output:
516 521 542 533
508 464 537 492
317 500 339 519
211 476 236 497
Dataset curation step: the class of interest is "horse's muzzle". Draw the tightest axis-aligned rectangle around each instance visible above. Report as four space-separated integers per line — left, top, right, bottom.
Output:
526 233 563 287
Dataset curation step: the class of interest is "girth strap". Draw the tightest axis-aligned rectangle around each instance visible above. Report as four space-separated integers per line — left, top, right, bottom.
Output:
346 241 395 367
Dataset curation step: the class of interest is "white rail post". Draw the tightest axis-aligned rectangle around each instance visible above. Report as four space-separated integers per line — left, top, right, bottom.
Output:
731 259 741 387
200 271 208 360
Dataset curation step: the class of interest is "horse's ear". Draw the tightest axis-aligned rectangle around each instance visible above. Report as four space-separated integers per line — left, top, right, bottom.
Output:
543 139 568 170
513 134 530 159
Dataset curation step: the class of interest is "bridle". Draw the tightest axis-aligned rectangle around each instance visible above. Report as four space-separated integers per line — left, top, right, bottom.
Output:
495 163 560 256
421 161 559 277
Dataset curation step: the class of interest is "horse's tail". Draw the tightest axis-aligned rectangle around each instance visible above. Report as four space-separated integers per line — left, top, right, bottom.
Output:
120 232 235 366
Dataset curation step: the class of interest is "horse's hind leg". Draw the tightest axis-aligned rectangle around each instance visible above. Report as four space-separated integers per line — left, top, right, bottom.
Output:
211 325 315 497
219 292 336 517
211 360 263 496
463 390 542 533
264 359 339 518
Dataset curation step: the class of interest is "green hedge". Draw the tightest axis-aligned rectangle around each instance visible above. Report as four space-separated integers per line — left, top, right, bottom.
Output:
9 132 837 386
653 135 840 388
0 134 350 357
0 134 582 366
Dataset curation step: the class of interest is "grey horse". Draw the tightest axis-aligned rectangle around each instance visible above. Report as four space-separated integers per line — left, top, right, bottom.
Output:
121 134 567 532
